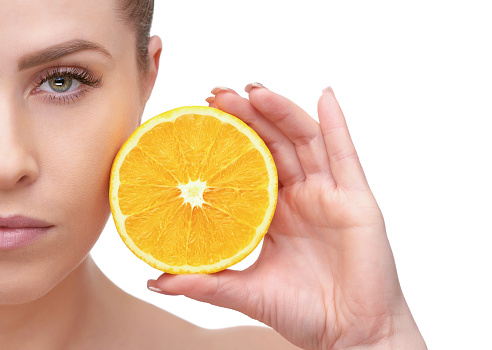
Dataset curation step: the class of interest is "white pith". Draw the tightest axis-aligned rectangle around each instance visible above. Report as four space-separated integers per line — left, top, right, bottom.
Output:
177 179 207 208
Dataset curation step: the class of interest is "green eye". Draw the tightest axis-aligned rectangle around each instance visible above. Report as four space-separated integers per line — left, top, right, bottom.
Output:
48 76 73 93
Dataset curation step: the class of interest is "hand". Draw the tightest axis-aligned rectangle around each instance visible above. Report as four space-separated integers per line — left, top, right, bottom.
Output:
149 84 426 350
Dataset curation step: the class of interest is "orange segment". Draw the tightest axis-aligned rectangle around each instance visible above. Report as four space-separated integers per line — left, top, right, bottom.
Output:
200 123 254 180
173 114 223 181
202 206 255 259
118 185 181 216
207 148 269 188
150 202 191 266
203 188 270 227
109 106 277 274
119 147 177 186
136 122 185 184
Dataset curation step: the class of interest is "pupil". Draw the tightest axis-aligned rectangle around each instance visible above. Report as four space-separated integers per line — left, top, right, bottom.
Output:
54 77 65 86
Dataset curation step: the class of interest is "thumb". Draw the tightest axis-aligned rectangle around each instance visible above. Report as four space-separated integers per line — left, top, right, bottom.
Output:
149 270 259 318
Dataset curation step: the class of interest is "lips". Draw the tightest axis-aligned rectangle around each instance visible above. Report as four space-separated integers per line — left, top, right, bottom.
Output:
0 215 54 250
0 215 54 229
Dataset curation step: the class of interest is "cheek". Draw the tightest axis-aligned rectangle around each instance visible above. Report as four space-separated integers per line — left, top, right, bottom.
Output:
0 94 142 304
39 92 142 251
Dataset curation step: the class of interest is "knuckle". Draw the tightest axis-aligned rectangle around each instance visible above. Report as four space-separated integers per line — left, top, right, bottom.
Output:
293 128 322 147
321 122 347 137
329 148 359 164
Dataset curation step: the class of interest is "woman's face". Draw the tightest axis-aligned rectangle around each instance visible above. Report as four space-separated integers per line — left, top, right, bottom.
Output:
0 0 156 303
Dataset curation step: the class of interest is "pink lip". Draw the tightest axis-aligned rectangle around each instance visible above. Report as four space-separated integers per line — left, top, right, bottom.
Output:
0 215 54 250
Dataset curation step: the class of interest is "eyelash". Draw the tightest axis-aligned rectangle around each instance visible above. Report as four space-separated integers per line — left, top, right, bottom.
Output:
32 66 102 105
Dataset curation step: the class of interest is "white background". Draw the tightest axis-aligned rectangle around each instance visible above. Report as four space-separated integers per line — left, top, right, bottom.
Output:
92 1 492 349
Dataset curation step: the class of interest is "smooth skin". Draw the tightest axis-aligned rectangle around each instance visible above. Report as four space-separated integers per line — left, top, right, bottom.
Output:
152 85 428 350
0 0 425 349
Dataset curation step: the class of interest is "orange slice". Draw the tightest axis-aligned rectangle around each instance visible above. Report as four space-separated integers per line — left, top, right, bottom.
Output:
109 106 277 274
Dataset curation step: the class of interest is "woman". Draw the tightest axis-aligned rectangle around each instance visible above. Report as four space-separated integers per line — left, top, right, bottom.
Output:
0 0 426 349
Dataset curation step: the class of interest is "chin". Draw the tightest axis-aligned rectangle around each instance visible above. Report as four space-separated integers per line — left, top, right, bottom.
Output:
0 241 92 305
0 275 58 305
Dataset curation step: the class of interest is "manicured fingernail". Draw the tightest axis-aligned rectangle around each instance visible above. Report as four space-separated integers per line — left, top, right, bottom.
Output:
205 96 215 103
245 82 266 93
147 279 180 296
211 86 238 95
322 86 334 95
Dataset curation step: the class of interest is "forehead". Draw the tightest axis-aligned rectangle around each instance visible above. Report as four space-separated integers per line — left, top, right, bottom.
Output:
0 0 131 66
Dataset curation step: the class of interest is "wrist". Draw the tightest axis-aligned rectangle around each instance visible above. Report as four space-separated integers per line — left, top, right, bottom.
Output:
383 301 427 350
359 301 426 350
338 299 426 350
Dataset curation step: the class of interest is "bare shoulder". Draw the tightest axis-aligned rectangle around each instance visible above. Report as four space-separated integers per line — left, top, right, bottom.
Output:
119 295 300 349
126 297 300 349
93 279 299 349
115 294 202 349
195 326 302 350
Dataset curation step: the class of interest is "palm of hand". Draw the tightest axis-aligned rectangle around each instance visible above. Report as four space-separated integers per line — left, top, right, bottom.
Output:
249 177 396 349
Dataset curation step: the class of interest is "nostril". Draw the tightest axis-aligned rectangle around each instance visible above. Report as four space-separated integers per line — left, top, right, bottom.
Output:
18 175 28 183
0 155 39 190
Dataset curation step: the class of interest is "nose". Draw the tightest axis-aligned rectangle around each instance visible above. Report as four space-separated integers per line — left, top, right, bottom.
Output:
0 104 39 191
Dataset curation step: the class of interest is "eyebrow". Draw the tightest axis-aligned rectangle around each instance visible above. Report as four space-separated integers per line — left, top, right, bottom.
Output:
18 39 113 71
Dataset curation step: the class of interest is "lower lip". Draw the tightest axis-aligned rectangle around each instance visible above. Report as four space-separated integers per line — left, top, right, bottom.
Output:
0 227 53 250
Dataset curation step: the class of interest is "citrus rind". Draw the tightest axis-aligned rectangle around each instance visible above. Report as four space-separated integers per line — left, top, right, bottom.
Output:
109 106 278 274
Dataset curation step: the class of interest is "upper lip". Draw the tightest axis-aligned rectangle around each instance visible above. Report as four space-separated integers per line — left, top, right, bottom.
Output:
0 215 54 229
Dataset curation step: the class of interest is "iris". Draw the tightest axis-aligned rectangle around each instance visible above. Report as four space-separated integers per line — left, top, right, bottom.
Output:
49 76 73 93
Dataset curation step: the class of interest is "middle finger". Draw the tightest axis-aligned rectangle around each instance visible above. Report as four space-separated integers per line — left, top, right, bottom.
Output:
246 85 335 185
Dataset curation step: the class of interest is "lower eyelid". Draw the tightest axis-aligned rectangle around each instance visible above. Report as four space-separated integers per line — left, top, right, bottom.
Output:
41 89 90 105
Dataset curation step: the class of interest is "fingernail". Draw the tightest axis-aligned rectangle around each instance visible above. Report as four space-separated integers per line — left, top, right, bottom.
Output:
147 279 180 296
322 86 334 95
245 82 266 93
211 86 238 95
205 96 215 103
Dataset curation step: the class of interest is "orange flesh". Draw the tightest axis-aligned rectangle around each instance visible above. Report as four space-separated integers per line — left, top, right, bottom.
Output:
117 114 270 267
